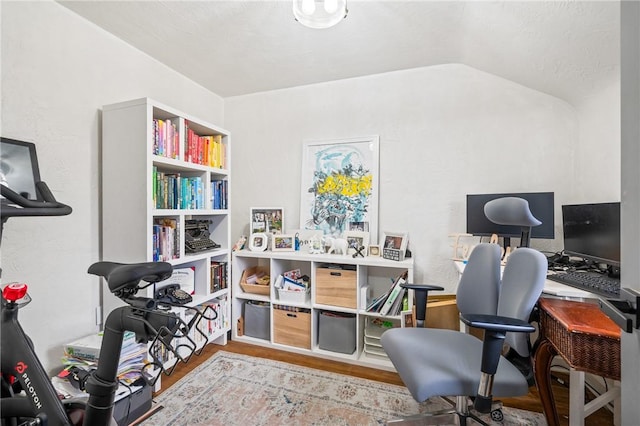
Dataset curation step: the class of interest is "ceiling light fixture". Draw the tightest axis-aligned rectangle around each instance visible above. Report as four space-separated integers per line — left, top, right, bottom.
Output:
293 0 348 29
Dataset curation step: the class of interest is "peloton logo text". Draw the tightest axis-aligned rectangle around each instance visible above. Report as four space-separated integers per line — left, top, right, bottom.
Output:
15 362 42 409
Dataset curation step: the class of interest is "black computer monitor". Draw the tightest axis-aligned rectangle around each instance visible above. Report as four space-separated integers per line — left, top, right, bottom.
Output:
0 137 43 201
562 202 621 267
466 192 555 242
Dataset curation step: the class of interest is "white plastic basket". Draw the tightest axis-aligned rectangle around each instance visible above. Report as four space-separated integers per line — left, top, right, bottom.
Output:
277 288 310 304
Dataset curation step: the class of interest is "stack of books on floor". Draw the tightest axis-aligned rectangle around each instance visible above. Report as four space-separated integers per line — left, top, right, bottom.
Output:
54 331 153 426
61 330 149 385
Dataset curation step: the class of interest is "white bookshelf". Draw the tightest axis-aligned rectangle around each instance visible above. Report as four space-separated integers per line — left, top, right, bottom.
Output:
101 98 231 356
232 250 414 371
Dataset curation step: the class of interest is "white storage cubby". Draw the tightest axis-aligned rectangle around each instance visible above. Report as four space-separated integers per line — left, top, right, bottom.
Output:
232 250 414 370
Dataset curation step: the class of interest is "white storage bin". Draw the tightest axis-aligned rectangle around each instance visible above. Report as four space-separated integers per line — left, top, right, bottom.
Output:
277 288 310 304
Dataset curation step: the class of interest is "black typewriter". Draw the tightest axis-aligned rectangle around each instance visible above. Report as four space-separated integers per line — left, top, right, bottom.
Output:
185 219 220 253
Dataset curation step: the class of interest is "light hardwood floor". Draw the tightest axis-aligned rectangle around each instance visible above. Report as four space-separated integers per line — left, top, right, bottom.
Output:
155 340 613 425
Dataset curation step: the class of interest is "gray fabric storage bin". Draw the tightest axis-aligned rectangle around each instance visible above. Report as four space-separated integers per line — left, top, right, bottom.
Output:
318 311 356 354
244 301 270 340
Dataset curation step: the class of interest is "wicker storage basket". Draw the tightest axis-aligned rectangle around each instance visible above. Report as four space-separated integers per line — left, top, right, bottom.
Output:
539 298 621 380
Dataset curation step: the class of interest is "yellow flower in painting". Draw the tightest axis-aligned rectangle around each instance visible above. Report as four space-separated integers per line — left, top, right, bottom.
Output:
317 173 372 197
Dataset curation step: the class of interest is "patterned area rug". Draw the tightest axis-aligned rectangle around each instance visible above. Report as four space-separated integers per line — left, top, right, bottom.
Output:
140 351 546 425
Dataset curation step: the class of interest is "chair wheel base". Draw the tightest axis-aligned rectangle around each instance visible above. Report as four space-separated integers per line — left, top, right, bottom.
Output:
490 409 504 422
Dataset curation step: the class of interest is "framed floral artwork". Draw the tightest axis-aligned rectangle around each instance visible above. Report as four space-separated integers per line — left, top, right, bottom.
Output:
299 136 379 243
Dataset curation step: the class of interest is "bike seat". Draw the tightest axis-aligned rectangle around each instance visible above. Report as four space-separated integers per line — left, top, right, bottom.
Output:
87 261 173 294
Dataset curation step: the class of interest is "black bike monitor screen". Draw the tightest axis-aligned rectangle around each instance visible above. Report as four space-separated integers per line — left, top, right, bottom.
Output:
0 137 42 201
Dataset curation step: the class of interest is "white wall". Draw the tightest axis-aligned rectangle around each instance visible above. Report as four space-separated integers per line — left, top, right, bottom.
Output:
225 64 580 292
574 82 621 202
1 1 224 370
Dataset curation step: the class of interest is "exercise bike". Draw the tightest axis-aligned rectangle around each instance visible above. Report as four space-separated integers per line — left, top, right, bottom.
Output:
1 151 215 425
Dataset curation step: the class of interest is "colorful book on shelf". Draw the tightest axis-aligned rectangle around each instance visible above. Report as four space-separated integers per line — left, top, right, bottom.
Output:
210 261 228 292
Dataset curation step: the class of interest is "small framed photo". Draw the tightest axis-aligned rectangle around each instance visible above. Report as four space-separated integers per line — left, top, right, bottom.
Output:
343 231 369 256
250 207 284 235
382 231 408 261
248 233 269 252
272 234 295 251
368 245 380 257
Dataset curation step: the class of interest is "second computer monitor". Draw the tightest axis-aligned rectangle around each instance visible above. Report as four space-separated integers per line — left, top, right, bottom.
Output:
562 202 621 267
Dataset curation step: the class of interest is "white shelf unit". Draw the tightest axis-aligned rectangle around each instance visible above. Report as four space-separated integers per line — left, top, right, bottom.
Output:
232 250 414 370
101 98 231 356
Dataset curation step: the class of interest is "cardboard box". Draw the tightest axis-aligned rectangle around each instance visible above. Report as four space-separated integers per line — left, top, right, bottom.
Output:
424 295 460 330
315 265 357 309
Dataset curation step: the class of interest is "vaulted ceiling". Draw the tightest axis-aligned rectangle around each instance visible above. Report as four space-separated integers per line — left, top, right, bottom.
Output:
58 1 620 104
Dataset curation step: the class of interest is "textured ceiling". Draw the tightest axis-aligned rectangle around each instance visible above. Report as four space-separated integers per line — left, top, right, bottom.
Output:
57 1 620 103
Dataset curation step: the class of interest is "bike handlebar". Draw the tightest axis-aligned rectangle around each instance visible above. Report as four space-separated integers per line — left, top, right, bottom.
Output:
1 182 72 217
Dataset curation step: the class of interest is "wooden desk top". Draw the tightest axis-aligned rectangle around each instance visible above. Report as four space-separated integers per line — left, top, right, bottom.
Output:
538 298 620 340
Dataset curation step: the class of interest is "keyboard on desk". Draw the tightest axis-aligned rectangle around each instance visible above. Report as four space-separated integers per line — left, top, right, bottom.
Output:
546 270 620 298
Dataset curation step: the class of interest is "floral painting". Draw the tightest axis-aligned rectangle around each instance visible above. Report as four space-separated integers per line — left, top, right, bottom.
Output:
300 136 379 242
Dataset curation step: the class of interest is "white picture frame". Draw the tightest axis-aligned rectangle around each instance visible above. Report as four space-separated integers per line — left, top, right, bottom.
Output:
343 231 370 256
248 233 269 252
382 231 408 261
368 244 381 257
250 207 284 235
300 136 379 243
272 234 295 251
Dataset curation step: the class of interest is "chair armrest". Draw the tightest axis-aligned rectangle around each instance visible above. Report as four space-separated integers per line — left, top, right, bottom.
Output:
460 313 535 334
399 283 445 292
400 283 445 327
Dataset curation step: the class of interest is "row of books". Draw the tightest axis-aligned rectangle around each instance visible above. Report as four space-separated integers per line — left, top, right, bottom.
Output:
366 271 409 316
211 179 228 210
211 261 228 293
152 118 227 171
185 122 226 169
153 218 179 261
153 167 205 210
153 118 179 159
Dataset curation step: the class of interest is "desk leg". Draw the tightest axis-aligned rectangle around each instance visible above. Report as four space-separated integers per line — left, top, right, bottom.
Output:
534 338 560 426
569 370 585 426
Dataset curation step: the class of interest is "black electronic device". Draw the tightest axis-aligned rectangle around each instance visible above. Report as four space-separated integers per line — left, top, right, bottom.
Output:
0 137 43 202
561 202 621 268
185 219 220 253
155 283 193 305
466 191 555 246
547 270 621 298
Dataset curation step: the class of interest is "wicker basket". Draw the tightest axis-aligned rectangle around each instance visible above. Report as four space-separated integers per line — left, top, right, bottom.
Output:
539 300 621 380
240 266 270 296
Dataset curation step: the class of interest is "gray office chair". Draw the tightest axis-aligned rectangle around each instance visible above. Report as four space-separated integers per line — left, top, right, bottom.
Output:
381 244 548 425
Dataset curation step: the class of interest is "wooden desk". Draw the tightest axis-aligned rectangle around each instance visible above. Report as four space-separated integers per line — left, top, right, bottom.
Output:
534 298 621 426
